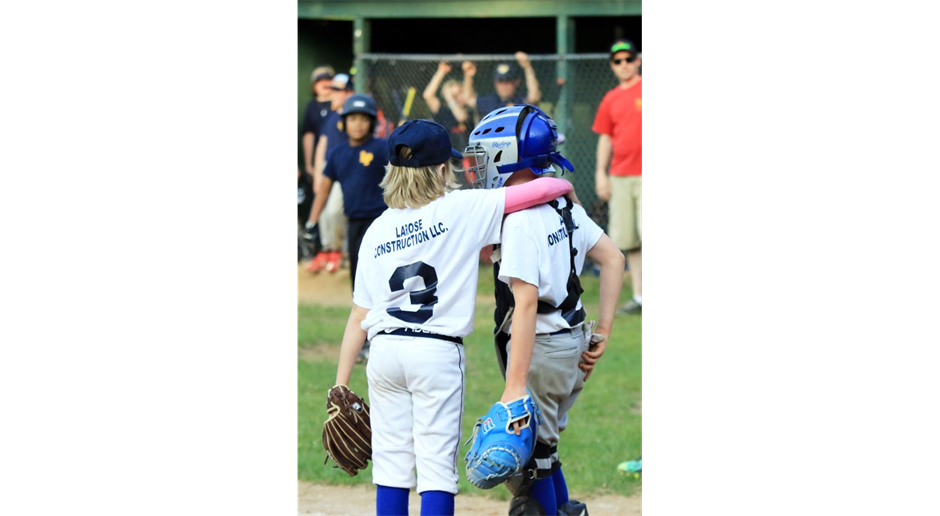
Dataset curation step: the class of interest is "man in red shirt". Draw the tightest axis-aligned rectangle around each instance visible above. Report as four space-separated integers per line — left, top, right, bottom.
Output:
593 40 643 314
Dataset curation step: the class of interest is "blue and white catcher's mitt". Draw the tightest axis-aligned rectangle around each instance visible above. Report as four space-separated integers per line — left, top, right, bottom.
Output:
464 393 541 489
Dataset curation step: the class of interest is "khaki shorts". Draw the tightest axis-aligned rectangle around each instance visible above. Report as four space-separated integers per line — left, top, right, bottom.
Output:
609 175 642 251
318 182 345 250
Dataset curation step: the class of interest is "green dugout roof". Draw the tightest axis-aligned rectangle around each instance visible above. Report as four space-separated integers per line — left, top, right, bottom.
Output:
299 0 641 19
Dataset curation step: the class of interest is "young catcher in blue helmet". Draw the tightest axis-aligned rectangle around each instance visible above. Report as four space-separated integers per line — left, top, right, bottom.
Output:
324 118 578 516
466 105 626 516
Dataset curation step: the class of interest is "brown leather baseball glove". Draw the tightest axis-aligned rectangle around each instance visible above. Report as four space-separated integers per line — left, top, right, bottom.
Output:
322 384 372 476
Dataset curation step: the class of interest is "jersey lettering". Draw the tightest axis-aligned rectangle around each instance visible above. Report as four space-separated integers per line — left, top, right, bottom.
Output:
386 261 438 324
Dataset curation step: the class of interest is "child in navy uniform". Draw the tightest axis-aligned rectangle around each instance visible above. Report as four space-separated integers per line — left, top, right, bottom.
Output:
305 73 355 273
304 93 388 290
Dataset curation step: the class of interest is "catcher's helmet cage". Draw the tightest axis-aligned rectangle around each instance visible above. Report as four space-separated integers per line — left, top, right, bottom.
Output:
465 104 573 190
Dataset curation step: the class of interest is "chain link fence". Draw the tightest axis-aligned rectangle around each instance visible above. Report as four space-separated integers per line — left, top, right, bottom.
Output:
360 53 625 229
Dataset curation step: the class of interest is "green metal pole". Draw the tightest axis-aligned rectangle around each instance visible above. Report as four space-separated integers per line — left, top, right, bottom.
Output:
555 15 574 135
353 17 370 94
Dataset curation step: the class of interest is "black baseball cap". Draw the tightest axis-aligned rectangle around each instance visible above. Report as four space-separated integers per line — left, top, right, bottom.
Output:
388 119 463 167
610 40 638 58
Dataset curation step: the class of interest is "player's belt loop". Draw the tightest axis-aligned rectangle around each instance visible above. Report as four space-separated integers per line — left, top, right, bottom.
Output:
387 328 463 345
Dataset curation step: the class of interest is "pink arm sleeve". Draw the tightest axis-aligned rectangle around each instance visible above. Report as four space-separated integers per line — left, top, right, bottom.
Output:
504 177 573 214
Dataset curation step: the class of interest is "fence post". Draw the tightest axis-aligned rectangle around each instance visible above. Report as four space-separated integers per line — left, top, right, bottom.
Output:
555 15 575 137
353 17 370 94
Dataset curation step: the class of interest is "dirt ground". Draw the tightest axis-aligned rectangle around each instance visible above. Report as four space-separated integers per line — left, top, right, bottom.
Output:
298 264 355 306
297 264 642 515
298 481 641 516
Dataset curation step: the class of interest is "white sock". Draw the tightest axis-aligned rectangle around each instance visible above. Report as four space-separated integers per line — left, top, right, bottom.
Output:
633 294 642 305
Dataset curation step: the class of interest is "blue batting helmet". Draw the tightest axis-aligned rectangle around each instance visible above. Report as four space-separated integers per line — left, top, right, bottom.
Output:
341 93 378 118
465 105 573 190
340 93 378 135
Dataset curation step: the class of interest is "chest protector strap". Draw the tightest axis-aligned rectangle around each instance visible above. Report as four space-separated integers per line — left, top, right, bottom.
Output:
536 199 585 327
493 198 585 341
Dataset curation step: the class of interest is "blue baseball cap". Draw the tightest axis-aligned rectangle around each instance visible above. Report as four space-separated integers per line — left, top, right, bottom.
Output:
388 119 463 167
342 93 378 118
494 62 520 82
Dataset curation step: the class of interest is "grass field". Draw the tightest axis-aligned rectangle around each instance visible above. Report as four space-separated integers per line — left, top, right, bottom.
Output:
298 266 642 499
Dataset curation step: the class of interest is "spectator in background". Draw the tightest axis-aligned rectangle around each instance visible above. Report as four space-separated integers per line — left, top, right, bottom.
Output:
422 61 473 151
306 73 355 274
301 65 335 180
299 66 333 260
304 93 388 290
592 40 643 314
462 52 541 120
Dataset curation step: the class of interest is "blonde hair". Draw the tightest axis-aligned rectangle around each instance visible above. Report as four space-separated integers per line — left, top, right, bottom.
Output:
381 146 460 209
442 79 461 97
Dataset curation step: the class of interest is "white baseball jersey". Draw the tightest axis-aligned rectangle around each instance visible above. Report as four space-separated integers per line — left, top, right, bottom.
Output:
354 189 505 341
498 197 605 335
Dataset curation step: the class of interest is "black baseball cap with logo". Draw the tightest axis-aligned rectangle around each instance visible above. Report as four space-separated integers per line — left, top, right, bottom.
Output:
494 62 520 82
388 120 463 167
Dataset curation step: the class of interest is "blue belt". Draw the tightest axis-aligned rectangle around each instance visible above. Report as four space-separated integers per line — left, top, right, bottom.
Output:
546 327 577 337
386 328 463 345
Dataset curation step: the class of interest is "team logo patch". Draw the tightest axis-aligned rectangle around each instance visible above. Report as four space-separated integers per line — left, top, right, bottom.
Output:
497 64 510 74
636 98 642 111
337 121 343 130
482 417 495 434
360 150 374 166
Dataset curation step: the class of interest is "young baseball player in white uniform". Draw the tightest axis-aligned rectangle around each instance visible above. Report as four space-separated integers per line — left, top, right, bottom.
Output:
331 119 575 516
466 105 625 516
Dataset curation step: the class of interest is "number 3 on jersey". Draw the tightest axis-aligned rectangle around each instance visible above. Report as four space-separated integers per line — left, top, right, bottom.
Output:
386 261 438 324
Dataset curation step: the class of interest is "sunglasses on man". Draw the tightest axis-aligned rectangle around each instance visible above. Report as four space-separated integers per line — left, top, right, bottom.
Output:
611 56 638 65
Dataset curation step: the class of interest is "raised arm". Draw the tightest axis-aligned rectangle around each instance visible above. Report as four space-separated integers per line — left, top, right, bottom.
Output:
580 234 625 380
462 61 478 110
422 62 451 114
516 52 542 105
335 303 370 386
504 177 572 213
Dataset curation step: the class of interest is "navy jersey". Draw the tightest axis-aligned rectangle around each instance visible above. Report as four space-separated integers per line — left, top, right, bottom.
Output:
321 110 349 156
323 137 389 219
476 94 526 117
301 99 332 141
